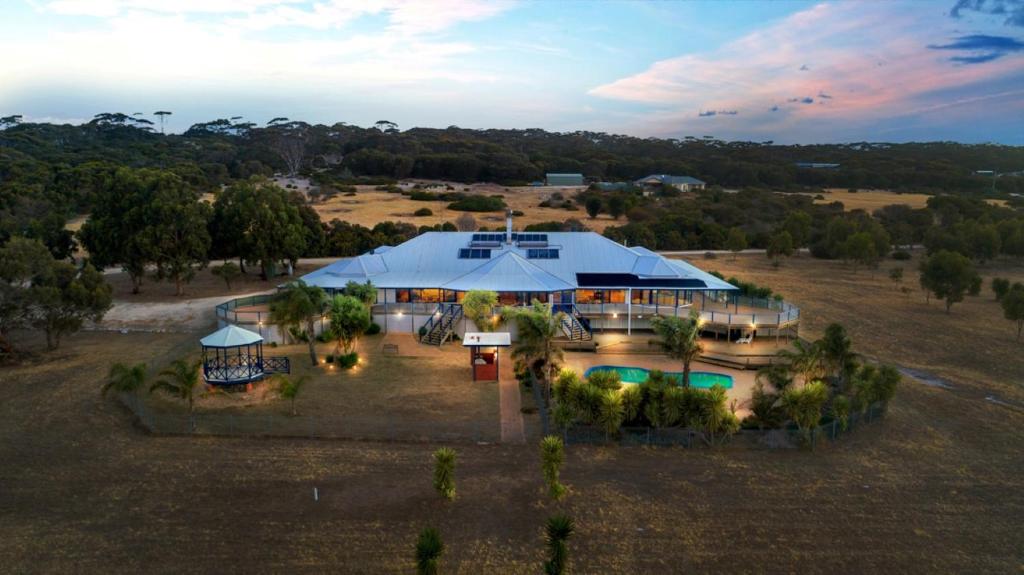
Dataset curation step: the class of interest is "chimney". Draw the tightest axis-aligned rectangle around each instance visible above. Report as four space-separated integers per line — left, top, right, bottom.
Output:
506 209 514 244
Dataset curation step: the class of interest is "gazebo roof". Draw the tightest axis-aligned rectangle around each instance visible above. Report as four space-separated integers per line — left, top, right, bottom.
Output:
200 325 263 348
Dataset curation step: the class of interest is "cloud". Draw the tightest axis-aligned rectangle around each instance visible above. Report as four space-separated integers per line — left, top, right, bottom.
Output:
950 0 1024 27
42 0 515 35
587 2 1024 140
928 33 1024 63
698 109 738 117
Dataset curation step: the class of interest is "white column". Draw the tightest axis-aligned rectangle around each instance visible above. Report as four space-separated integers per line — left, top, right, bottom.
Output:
627 287 632 335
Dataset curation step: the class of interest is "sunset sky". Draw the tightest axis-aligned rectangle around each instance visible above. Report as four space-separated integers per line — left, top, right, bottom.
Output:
2 0 1023 143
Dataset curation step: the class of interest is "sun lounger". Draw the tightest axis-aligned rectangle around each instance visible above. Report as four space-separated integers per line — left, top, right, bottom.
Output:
735 335 753 344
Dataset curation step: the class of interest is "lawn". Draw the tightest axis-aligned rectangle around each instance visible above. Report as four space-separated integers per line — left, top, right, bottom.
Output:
1 329 1021 573
140 337 501 442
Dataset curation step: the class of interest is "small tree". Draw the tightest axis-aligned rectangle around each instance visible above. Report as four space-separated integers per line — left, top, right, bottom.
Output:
454 212 477 232
540 435 567 499
841 231 879 272
543 515 575 575
919 250 980 313
725 227 747 259
31 261 113 350
461 290 498 331
1000 286 1024 340
888 267 903 284
781 380 829 446
211 262 242 290
433 447 457 500
344 280 377 307
650 310 703 386
150 358 202 413
607 195 626 220
991 277 1011 301
276 374 308 416
819 323 857 385
766 231 794 263
328 294 372 355
102 362 147 397
584 196 602 219
270 281 328 365
415 528 444 575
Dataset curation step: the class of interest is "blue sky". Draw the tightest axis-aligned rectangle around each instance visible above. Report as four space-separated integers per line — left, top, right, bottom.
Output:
1 0 1022 144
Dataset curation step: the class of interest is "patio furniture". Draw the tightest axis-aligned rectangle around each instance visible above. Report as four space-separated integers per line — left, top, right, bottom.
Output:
735 335 753 344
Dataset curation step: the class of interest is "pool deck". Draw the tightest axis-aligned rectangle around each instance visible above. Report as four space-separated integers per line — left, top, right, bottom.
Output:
562 352 758 418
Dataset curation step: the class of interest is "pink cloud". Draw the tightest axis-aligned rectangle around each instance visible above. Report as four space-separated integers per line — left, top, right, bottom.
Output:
588 2 1024 138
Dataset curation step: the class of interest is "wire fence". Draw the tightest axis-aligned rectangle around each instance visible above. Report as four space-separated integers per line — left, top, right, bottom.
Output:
117 393 499 444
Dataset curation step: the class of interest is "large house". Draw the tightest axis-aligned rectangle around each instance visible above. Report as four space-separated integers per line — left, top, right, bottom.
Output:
634 174 706 194
297 214 798 344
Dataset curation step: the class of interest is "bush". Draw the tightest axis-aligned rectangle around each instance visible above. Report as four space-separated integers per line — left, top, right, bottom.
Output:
892 249 912 260
512 210 525 217
447 196 506 212
337 352 359 369
418 325 428 338
325 354 335 363
365 322 381 335
414 207 434 217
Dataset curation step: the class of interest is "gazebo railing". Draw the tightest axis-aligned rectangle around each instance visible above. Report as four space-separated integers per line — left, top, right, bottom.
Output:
203 357 265 383
263 357 291 374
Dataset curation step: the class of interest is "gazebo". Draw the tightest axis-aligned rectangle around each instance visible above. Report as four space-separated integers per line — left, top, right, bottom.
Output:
200 325 289 387
462 332 511 382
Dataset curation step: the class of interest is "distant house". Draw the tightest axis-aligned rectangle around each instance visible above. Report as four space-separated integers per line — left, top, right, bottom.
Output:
546 173 585 186
634 174 706 194
594 181 631 192
794 162 840 169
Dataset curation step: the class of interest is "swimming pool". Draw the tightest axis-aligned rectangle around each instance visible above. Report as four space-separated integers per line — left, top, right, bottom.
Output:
583 365 733 389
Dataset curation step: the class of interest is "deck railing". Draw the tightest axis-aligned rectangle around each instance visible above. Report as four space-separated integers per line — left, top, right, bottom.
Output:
215 294 274 325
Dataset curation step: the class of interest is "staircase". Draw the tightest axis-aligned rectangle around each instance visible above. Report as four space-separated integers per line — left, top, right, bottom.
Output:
421 304 463 346
555 304 592 341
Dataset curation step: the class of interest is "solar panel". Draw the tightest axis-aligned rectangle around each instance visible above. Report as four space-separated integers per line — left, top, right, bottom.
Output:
458 248 492 259
526 248 559 259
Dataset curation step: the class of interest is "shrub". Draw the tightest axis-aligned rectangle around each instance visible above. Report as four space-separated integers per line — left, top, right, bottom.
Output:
414 207 434 217
586 369 622 391
365 322 381 335
891 250 912 260
447 196 506 212
540 436 567 500
512 210 525 217
418 325 428 338
337 352 358 369
325 354 334 363
432 447 457 500
415 527 444 575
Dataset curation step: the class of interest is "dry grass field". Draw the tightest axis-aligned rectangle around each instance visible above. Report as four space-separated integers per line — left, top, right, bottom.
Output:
815 188 933 211
313 183 621 232
1 254 1022 573
691 252 1024 403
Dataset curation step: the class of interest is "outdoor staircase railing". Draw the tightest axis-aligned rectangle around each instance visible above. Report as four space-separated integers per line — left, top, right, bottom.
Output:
421 304 463 346
554 304 592 341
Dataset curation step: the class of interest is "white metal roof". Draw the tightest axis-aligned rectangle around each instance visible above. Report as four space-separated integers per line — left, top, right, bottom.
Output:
462 332 512 347
200 325 263 348
300 231 738 292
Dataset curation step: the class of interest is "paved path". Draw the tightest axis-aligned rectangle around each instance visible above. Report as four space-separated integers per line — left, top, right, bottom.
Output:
498 355 525 444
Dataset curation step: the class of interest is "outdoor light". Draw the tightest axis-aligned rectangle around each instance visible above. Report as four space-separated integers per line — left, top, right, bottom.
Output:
396 311 403 318
612 312 618 318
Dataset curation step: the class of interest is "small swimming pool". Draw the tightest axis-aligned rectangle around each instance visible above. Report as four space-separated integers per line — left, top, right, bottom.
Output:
584 365 733 389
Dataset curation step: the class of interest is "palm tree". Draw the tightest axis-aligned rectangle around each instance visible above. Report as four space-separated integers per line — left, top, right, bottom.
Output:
506 302 565 400
276 375 308 416
650 309 703 386
150 358 202 413
781 380 829 446
415 527 444 575
543 514 575 575
596 389 624 441
777 339 825 385
102 362 147 397
819 323 858 385
270 280 327 366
